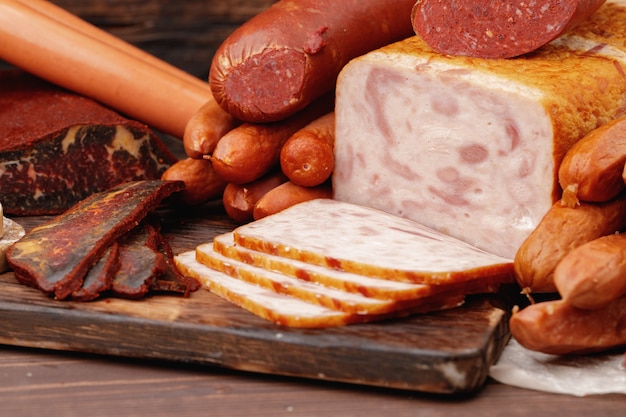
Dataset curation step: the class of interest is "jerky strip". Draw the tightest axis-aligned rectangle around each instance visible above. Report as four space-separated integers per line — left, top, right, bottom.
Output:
6 180 184 300
150 229 201 297
111 223 167 299
71 243 120 302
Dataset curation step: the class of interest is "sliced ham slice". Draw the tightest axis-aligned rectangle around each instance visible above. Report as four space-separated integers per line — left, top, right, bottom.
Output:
197 240 476 315
212 232 507 300
332 1 626 259
231 199 513 284
174 251 465 328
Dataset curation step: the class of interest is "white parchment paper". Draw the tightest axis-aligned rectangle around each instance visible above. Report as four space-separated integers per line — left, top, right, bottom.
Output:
489 339 626 396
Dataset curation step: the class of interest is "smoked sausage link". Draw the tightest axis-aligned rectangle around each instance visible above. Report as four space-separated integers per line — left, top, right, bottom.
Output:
510 297 626 355
411 0 606 59
559 116 626 206
209 0 416 123
514 192 626 294
280 112 335 187
554 233 626 310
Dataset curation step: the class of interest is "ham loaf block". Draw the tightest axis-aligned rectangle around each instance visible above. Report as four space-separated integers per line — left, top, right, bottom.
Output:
0 70 177 215
333 0 626 259
231 199 514 284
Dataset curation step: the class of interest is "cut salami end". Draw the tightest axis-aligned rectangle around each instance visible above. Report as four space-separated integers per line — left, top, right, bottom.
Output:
333 3 626 259
231 199 514 284
411 0 606 58
174 251 465 328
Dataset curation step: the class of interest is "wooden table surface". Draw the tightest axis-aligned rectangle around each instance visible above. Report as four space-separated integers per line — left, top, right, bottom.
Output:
0 343 624 417
0 1 623 415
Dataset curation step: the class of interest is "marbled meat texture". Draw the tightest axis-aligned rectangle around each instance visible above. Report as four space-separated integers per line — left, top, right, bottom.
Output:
333 0 626 259
6 180 185 300
0 70 177 215
174 251 465 328
231 199 514 285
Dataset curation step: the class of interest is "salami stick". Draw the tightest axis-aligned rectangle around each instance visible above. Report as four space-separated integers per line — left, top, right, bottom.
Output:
559 116 626 207
554 233 626 310
510 297 626 355
210 96 333 185
0 0 210 138
209 0 416 123
514 193 626 294
280 112 335 187
411 0 606 59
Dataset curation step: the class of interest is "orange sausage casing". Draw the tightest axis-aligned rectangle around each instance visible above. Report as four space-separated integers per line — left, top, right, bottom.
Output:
222 171 289 223
209 0 416 123
183 100 239 159
0 0 210 138
554 232 626 310
510 297 626 355
559 116 626 207
252 181 332 220
411 0 606 59
514 193 626 294
161 158 227 206
210 96 333 185
280 112 335 187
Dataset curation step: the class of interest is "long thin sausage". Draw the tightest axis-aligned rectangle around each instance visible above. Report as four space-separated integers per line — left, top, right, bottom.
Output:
0 0 209 138
210 95 333 184
411 0 606 59
280 112 335 187
209 0 416 123
514 193 626 294
559 116 626 207
15 0 210 92
510 297 626 355
554 233 626 310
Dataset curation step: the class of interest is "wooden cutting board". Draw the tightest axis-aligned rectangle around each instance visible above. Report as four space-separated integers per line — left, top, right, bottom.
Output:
0 204 522 394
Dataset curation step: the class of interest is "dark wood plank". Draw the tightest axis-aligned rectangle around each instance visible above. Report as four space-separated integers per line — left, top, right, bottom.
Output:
0 204 520 395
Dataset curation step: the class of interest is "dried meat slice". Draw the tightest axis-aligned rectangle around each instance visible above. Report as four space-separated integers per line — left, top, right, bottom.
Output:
174 251 465 328
0 70 178 215
151 229 201 296
6 180 185 300
232 199 513 285
211 232 509 301
71 243 120 302
110 223 167 299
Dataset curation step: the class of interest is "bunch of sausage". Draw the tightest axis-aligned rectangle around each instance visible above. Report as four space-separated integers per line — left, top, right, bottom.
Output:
512 117 626 355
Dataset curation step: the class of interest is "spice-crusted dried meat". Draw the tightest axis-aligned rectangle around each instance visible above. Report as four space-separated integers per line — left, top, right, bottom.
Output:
0 70 178 216
6 180 185 300
151 228 201 296
71 243 120 302
111 223 167 299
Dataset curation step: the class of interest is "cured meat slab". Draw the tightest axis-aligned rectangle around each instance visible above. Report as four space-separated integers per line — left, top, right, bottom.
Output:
333 0 626 259
0 206 521 394
0 70 178 216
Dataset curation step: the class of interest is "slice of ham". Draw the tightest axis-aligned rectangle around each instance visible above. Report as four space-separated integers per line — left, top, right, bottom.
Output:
197 239 479 315
332 1 626 259
212 232 507 300
231 199 513 284
174 250 465 328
